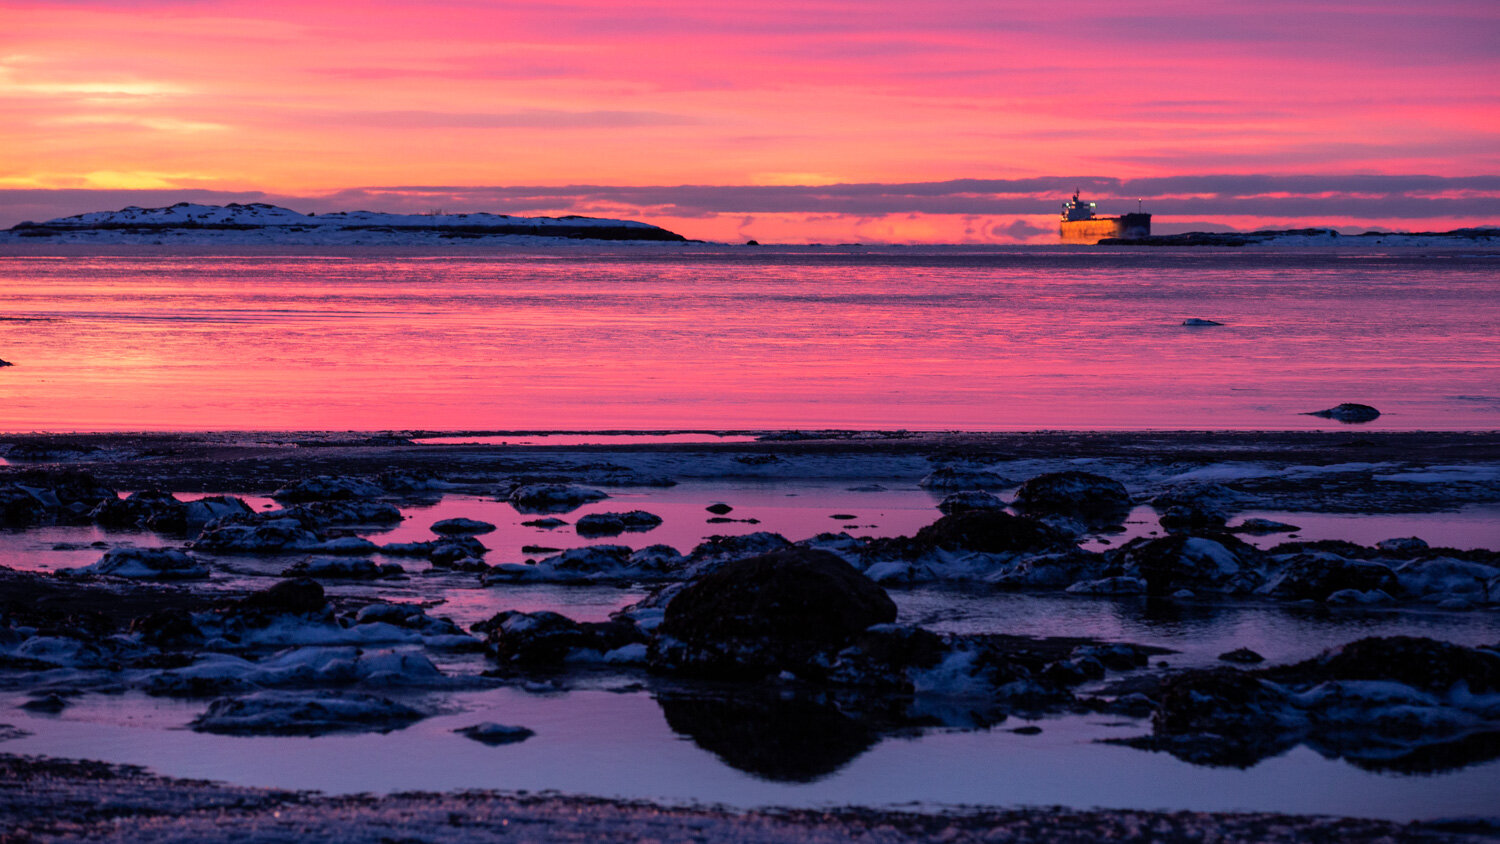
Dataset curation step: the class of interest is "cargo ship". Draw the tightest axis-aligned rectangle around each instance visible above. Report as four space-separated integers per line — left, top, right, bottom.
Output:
1060 191 1150 244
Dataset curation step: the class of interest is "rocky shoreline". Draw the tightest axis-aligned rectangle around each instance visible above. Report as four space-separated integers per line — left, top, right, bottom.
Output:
2 430 1499 837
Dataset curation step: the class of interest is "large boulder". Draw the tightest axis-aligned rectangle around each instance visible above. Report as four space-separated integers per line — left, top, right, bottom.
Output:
654 547 896 678
1012 471 1132 526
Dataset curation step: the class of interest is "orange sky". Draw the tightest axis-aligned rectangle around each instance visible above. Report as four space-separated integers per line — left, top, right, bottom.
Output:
2 0 1497 242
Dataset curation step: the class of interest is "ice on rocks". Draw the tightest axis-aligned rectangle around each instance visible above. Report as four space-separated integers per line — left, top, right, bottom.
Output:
575 510 664 536
431 517 497 535
280 557 404 580
192 518 321 553
484 544 685 584
64 547 209 580
919 466 1011 491
506 484 608 514
936 491 1005 515
189 690 425 735
271 476 385 503
183 496 252 525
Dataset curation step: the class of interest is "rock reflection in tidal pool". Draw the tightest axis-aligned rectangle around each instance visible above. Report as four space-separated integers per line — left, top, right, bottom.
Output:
658 692 878 783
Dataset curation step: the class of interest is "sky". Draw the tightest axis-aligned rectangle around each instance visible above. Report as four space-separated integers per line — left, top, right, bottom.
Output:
1 0 1497 243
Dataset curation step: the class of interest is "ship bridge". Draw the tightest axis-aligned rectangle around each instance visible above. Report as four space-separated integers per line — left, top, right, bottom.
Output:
1061 191 1096 222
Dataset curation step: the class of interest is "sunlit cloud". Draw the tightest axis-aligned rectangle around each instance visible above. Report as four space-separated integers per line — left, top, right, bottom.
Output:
0 0 1494 239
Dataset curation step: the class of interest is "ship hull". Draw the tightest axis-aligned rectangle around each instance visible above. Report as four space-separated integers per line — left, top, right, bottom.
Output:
1060 212 1151 244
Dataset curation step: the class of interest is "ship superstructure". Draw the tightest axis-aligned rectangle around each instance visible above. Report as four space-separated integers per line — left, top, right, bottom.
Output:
1060 191 1150 244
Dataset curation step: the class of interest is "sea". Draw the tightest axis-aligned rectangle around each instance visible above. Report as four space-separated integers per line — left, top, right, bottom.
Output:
2 245 1498 432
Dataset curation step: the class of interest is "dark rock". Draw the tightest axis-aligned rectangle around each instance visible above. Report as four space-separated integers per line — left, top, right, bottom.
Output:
431 518 496 535
1072 643 1153 672
1112 534 1263 596
454 723 535 745
1012 471 1132 526
919 466 1010 491
1219 647 1265 664
271 475 384 503
1153 667 1293 742
1272 636 1500 695
575 510 663 536
1304 403 1381 423
1181 318 1223 326
192 517 320 554
1259 554 1398 602
936 491 1005 515
429 537 489 566
381 536 487 565
288 500 402 526
870 510 1075 560
826 625 948 690
130 608 205 647
190 691 423 735
521 517 568 528
687 531 791 563
235 578 327 615
655 547 897 679
20 693 68 713
476 610 645 666
67 547 209 580
1231 518 1301 535
280 557 404 580
705 503 734 515
506 484 607 514
1151 486 1236 533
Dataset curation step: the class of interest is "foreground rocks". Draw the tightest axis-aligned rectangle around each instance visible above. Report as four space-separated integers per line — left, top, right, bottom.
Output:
1122 636 1500 771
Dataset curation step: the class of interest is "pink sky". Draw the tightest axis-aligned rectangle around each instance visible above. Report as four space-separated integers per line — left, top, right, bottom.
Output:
2 0 1497 242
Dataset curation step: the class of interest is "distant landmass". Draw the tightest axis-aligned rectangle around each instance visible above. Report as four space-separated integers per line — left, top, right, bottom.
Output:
1 202 689 244
1099 227 1500 247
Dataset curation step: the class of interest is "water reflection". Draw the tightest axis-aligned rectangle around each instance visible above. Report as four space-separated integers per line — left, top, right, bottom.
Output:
657 691 878 782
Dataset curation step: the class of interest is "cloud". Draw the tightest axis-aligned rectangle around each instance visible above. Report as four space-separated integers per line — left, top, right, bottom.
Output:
335 109 698 129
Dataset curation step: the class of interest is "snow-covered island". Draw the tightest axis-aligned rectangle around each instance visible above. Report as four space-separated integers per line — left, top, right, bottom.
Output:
2 202 689 245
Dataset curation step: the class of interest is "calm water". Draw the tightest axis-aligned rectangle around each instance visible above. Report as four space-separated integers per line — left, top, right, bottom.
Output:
1 247 1498 431
4 482 1500 819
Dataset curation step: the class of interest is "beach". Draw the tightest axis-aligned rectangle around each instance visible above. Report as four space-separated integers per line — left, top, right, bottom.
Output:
2 429 1499 841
